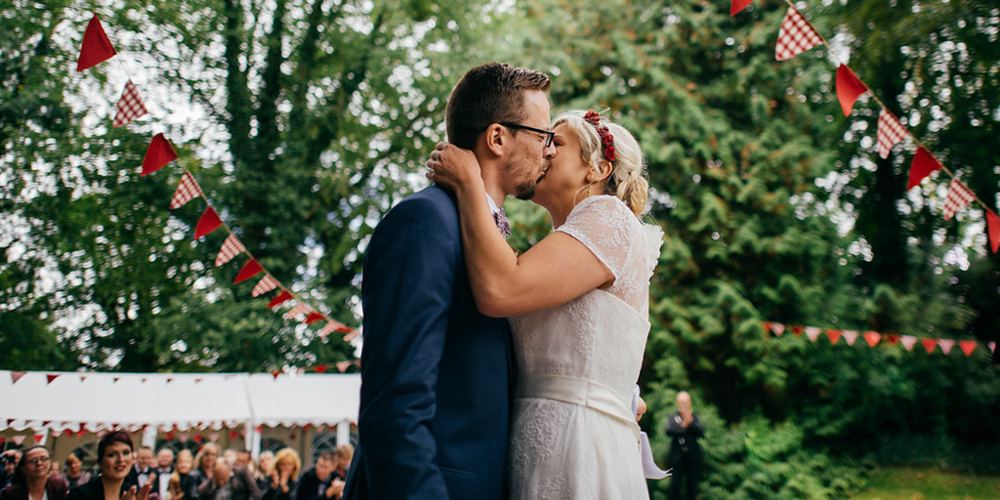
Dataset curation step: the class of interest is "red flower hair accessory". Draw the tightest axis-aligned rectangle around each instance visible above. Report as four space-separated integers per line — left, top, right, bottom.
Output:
583 111 616 161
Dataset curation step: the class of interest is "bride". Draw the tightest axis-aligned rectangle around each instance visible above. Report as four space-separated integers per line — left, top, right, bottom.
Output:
427 110 663 499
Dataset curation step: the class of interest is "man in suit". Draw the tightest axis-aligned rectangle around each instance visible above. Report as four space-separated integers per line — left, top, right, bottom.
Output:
342 62 556 500
295 454 338 500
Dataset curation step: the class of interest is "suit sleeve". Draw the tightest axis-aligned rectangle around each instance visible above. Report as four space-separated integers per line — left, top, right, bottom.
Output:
357 196 458 500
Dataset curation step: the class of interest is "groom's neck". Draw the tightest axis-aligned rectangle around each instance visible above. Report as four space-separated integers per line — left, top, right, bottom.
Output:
478 157 508 208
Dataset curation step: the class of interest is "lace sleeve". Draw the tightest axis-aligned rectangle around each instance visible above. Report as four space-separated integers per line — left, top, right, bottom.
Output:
556 195 638 281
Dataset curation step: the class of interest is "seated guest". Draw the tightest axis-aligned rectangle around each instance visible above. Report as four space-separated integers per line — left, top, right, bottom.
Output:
65 432 149 500
263 450 299 500
252 453 274 494
0 446 68 500
293 454 338 500
196 462 260 500
57 454 91 490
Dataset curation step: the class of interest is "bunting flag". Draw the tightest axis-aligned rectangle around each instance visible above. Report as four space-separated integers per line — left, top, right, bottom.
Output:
921 338 938 354
863 331 881 347
836 64 868 116
343 329 361 341
267 290 293 309
76 14 117 71
938 339 955 355
790 325 804 336
141 134 178 177
775 7 823 61
251 275 278 297
731 0 755 17
284 303 312 320
11 371 26 384
46 374 59 384
771 323 785 337
169 171 201 209
194 207 223 239
336 361 353 373
877 109 907 159
805 326 822 342
943 179 975 220
305 312 325 325
113 80 148 127
884 334 900 346
900 335 918 351
842 330 859 346
825 329 842 345
215 235 246 267
314 364 329 373
908 147 943 190
987 210 1000 254
959 340 977 357
233 259 263 284
12 436 25 445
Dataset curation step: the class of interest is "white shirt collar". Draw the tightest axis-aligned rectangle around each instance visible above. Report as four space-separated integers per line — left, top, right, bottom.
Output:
486 193 502 214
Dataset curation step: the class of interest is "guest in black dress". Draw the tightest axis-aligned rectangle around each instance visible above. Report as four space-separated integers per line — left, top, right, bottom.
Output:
66 432 149 500
263 449 299 500
56 454 90 491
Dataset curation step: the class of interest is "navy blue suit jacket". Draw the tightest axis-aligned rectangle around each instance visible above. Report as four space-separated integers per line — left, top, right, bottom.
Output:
343 186 514 500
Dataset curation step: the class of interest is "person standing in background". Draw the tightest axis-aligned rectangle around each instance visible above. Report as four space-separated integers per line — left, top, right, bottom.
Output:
666 391 704 500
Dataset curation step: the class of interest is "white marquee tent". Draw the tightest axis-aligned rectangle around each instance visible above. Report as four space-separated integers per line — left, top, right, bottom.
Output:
1 370 361 459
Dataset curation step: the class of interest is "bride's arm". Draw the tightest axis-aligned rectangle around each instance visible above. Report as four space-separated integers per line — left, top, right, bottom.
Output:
428 144 612 318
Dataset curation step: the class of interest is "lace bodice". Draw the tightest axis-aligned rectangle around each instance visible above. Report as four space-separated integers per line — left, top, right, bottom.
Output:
556 195 662 316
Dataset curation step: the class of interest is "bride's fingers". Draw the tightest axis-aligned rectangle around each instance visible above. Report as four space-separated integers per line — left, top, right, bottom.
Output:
434 142 448 151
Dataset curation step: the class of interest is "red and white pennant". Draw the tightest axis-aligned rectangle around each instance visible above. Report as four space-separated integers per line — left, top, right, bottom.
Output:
170 171 201 209
775 7 823 61
251 275 278 297
877 109 907 159
215 235 246 267
943 179 975 221
113 80 148 127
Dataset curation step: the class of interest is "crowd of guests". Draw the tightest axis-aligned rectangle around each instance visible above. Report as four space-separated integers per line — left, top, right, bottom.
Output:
0 435 353 500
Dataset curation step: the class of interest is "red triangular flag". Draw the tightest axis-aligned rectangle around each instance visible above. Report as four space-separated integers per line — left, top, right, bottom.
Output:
921 338 938 354
315 364 328 374
46 374 59 384
825 329 842 345
11 371 26 384
908 147 943 190
863 331 881 347
234 259 264 284
987 210 1000 254
884 334 900 346
305 312 325 325
790 325 804 337
836 64 868 116
270 371 281 380
33 434 44 444
959 340 977 357
193 435 203 444
194 207 223 239
731 0 754 16
267 290 293 309
141 134 178 176
76 14 117 71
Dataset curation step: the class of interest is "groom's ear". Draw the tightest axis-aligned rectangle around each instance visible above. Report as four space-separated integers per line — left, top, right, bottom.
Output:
482 123 506 158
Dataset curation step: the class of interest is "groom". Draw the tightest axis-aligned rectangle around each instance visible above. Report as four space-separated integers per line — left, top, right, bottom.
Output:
342 62 556 500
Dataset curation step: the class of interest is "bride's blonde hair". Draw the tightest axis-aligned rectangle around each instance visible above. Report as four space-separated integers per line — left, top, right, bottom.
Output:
551 110 649 216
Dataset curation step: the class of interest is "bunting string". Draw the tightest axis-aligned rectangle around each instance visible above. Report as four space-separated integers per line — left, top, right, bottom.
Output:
761 322 994 358
74 13 357 341
732 0 999 253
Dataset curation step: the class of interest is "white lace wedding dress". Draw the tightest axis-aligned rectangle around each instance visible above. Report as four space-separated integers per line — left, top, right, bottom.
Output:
507 195 663 500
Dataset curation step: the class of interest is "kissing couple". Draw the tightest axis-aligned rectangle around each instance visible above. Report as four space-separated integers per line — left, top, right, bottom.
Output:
342 62 663 500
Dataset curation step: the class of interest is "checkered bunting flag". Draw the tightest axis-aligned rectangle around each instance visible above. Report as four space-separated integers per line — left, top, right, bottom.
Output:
943 179 975 220
775 7 823 61
251 275 279 297
215 234 246 267
113 80 148 127
169 171 202 209
284 303 312 320
877 109 907 159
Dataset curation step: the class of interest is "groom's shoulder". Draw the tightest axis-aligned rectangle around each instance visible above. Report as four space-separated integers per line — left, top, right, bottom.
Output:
384 185 458 223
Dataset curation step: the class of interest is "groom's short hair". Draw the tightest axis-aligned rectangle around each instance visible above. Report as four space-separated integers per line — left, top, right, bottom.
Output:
446 62 551 150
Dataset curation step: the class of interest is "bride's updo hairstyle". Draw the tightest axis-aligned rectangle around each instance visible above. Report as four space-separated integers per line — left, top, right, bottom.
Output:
551 110 649 216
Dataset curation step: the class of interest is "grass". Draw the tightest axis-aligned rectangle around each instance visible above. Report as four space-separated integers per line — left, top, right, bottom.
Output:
851 466 1000 500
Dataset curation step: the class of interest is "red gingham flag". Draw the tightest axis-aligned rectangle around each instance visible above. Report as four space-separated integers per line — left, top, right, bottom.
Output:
251 275 278 297
113 80 148 127
942 179 975 220
775 7 823 61
284 303 312 320
215 234 246 267
170 171 201 209
877 109 907 159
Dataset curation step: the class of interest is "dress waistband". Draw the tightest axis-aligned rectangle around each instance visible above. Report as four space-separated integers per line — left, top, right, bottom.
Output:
516 374 640 440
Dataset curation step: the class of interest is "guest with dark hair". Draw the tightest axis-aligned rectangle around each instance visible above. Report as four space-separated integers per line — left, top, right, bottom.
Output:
66 431 150 500
57 454 91 490
196 461 260 500
294 455 338 500
0 446 68 500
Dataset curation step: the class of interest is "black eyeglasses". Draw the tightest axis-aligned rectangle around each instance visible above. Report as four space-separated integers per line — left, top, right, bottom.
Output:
497 122 555 148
